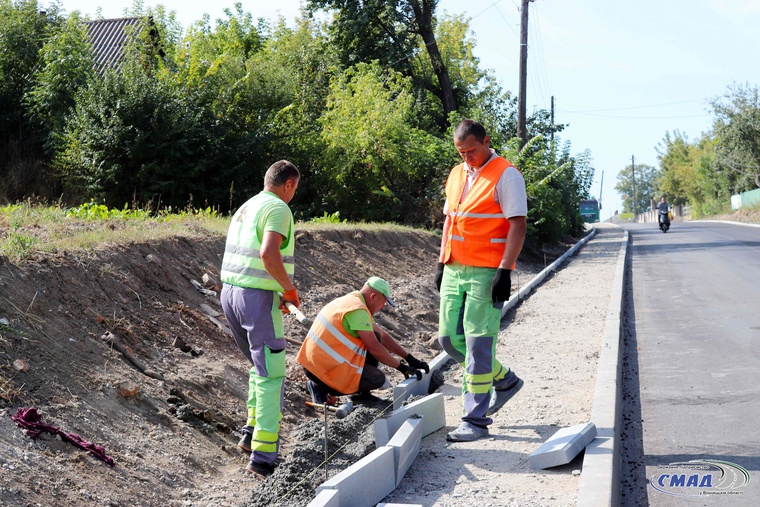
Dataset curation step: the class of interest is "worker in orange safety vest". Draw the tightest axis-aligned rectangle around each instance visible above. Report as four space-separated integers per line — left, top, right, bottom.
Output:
435 119 528 442
296 277 429 405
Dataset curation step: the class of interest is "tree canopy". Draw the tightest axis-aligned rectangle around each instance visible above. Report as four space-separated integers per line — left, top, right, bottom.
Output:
615 162 658 214
0 0 595 250
645 82 760 217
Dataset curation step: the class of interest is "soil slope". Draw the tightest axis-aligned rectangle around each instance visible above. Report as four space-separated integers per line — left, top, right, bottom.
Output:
0 227 555 507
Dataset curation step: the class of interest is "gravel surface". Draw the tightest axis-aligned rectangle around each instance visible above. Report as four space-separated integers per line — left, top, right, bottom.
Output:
383 224 625 506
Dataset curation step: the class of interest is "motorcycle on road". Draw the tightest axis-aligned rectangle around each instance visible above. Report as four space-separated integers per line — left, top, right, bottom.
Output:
658 210 671 233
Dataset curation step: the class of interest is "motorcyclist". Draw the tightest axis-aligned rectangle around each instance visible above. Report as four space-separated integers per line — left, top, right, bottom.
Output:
656 196 671 227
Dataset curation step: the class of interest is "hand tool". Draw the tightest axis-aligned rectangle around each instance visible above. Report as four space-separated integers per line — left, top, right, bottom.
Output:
283 300 312 326
305 401 355 419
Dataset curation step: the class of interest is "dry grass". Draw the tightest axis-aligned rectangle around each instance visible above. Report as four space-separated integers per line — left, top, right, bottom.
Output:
702 204 760 224
0 202 432 263
295 220 425 234
0 325 23 403
0 370 20 403
0 202 228 262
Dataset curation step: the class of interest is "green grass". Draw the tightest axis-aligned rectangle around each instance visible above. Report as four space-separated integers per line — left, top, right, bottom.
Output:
0 201 433 263
0 201 229 262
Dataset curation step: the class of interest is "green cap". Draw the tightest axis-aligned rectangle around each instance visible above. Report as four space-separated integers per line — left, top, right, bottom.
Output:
365 276 395 307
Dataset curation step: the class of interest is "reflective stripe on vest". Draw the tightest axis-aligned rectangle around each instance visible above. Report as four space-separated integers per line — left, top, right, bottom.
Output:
220 191 294 291
443 157 514 268
296 292 369 394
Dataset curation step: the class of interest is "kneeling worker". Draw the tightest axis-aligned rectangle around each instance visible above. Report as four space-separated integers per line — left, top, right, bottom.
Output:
296 277 429 405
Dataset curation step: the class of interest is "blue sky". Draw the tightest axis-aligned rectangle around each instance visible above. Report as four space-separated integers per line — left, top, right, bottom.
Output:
59 0 760 219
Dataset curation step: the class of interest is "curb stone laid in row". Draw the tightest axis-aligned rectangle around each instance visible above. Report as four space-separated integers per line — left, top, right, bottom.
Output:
307 226 625 507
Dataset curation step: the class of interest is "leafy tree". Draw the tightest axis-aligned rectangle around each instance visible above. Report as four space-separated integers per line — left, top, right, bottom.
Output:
0 0 62 200
308 0 457 123
26 11 94 141
174 6 280 204
0 0 57 129
123 0 183 64
319 61 450 223
505 136 592 246
615 162 659 214
692 135 731 215
709 82 760 191
55 54 235 208
409 12 485 131
255 18 340 218
0 0 602 251
656 130 698 206
177 3 264 89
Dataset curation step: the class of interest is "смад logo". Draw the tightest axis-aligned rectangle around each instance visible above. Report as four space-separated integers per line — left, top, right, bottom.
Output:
649 459 750 497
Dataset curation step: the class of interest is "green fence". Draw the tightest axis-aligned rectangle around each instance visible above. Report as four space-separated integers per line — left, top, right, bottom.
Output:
731 188 760 210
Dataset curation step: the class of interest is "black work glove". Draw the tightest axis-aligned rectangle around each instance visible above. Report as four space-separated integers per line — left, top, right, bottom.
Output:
405 353 429 374
434 262 445 292
490 268 512 303
396 362 422 381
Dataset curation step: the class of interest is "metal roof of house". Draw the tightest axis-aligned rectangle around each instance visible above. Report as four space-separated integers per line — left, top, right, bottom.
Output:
84 17 142 75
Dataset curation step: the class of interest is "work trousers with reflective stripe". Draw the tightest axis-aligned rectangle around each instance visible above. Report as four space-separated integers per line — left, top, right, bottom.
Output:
220 284 285 465
438 262 510 428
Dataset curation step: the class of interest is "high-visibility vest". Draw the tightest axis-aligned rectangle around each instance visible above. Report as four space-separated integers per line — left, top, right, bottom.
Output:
220 191 294 291
442 157 515 268
296 292 369 394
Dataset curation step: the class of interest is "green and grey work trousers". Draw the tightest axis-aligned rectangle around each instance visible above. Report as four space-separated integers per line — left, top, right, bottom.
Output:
221 284 285 466
438 262 511 428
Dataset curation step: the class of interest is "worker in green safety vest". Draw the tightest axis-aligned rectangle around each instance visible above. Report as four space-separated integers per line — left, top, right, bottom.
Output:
219 160 300 478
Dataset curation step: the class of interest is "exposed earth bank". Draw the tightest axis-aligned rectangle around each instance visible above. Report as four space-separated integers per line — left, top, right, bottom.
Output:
0 225 567 507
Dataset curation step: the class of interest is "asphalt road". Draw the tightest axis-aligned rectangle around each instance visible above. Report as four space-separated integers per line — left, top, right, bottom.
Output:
620 220 760 505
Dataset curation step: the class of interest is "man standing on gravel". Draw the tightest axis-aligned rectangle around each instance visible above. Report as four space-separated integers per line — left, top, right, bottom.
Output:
219 160 301 478
296 277 429 405
435 119 527 442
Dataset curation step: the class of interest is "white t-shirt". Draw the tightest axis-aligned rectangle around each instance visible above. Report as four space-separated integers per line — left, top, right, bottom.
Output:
443 150 528 219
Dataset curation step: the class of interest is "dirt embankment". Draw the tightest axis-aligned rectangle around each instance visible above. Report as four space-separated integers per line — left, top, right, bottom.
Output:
0 227 558 507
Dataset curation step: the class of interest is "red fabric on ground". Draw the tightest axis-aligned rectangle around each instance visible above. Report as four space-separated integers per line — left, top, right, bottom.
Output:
11 407 115 466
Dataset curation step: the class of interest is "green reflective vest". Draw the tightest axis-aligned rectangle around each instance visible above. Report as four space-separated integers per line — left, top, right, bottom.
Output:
220 191 294 291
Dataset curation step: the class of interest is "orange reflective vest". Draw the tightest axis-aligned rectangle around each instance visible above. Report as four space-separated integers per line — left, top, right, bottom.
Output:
296 291 369 394
442 156 516 268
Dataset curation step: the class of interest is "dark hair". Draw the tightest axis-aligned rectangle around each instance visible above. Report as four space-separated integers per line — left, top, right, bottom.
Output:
265 160 300 187
454 119 487 143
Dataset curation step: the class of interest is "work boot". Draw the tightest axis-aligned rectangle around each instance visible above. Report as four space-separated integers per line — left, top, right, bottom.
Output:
487 373 524 417
238 425 253 453
307 380 328 404
348 391 384 404
246 459 275 478
493 369 519 391
447 422 489 442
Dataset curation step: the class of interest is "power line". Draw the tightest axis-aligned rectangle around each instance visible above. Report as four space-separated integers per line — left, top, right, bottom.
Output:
559 111 711 120
562 98 708 113
529 1 551 109
487 0 520 38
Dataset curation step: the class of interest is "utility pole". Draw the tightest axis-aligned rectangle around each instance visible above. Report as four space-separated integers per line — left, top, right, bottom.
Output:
517 0 534 150
550 96 555 144
631 155 637 219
